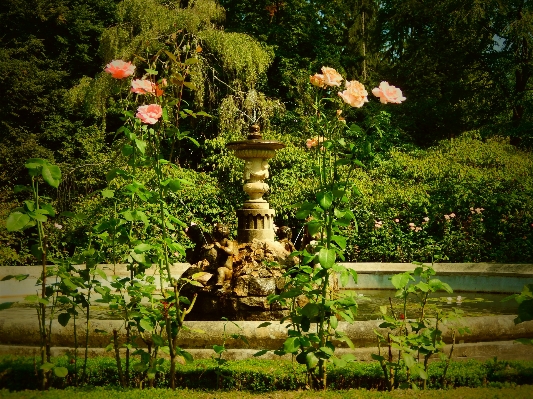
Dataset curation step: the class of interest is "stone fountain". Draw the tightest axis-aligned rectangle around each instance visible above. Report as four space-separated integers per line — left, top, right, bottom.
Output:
180 125 299 321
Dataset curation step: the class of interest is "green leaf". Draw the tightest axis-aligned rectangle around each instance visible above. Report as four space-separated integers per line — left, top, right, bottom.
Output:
177 349 194 363
0 302 15 311
301 303 320 318
135 139 146 155
318 248 336 269
164 50 179 64
419 368 428 380
167 179 182 192
307 220 322 237
0 274 30 281
254 350 268 357
391 272 412 289
122 144 133 156
139 318 154 332
152 334 165 347
257 322 272 328
53 366 68 378
6 212 30 231
41 163 61 188
184 58 199 65
283 337 300 353
183 82 197 90
62 278 78 291
25 158 46 169
14 185 30 194
58 313 71 327
341 353 356 363
145 68 158 75
25 295 39 303
306 351 319 369
40 362 54 372
331 235 346 250
403 353 416 369
415 282 430 292
330 315 338 329
371 353 385 362
134 243 152 253
319 346 334 357
213 345 225 354
330 356 347 368
40 203 55 217
317 191 333 210
102 189 114 198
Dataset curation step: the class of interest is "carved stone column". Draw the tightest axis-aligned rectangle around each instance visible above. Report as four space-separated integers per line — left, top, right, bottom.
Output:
226 125 285 243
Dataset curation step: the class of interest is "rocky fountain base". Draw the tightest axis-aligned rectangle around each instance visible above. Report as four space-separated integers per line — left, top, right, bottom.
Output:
181 238 298 321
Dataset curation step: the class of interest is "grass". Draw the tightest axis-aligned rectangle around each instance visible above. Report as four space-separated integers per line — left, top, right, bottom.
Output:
1 386 533 399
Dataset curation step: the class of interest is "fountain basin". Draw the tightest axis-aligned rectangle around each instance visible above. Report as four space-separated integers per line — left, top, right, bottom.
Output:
1 263 532 361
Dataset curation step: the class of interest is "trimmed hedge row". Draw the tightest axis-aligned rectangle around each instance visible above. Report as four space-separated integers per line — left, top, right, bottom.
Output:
1 356 533 392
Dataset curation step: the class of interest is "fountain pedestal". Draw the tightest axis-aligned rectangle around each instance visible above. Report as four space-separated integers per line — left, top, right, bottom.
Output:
226 125 285 244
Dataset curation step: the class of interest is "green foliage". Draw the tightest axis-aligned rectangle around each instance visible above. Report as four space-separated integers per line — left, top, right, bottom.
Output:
344 134 533 263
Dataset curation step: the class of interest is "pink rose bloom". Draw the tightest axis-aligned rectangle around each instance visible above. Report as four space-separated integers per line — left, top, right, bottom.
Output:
104 60 135 79
338 80 369 108
372 81 406 104
310 74 326 88
136 104 163 124
321 67 343 87
131 79 155 94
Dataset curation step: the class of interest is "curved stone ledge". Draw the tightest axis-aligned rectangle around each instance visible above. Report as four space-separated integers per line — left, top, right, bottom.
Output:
1 315 532 350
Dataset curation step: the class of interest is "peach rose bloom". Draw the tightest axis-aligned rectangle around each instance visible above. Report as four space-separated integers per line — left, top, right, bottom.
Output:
310 74 325 88
338 80 369 108
306 138 318 149
306 136 328 150
104 60 135 79
321 67 343 87
131 79 155 94
372 81 406 104
136 104 163 124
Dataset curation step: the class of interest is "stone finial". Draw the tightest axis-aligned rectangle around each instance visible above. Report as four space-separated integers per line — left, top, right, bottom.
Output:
248 124 262 140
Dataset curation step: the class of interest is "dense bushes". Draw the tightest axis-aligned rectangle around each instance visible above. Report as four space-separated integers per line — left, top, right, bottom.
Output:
342 134 533 263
